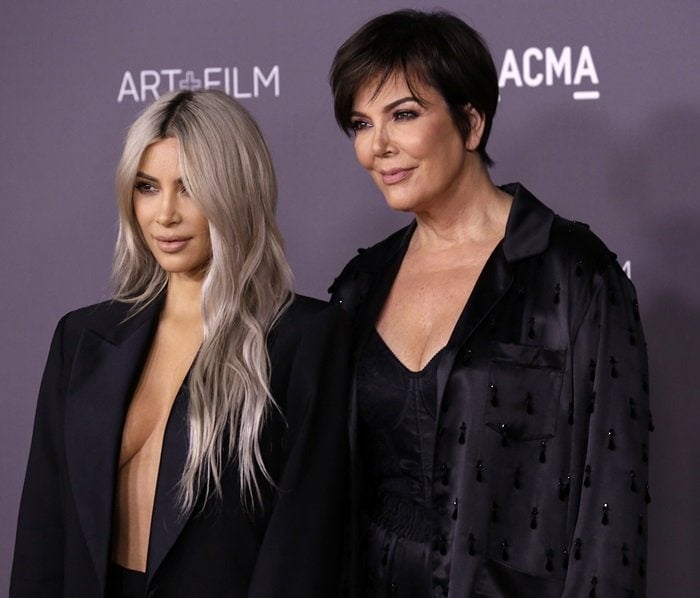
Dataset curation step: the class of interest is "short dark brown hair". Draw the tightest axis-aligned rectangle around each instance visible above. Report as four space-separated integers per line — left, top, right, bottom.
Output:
330 9 499 166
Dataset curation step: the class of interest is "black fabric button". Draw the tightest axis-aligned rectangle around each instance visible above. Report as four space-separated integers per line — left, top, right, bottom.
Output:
462 348 473 365
588 359 596 382
525 392 534 414
610 356 618 378
475 460 483 483
440 462 449 485
500 423 510 447
589 576 598 598
629 470 637 492
558 476 571 501
513 466 521 489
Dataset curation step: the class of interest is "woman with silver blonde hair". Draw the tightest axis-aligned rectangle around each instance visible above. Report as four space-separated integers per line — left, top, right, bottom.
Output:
11 89 351 598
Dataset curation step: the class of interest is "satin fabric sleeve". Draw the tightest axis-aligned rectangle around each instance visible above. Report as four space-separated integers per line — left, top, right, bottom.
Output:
562 256 650 597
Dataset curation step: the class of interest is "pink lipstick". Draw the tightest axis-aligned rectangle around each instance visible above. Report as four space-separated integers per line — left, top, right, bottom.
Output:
380 168 413 185
155 236 191 253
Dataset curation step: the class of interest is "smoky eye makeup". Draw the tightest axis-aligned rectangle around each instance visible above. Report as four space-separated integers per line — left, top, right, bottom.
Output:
134 179 157 194
393 109 419 121
349 119 370 132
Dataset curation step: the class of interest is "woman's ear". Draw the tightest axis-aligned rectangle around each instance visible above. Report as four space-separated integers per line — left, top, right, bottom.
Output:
464 104 486 151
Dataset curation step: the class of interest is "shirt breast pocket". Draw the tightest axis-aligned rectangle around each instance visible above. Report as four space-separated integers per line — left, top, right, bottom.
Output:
485 342 566 442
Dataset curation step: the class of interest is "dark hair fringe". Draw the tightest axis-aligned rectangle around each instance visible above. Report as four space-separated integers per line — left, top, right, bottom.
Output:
330 9 498 166
158 90 194 138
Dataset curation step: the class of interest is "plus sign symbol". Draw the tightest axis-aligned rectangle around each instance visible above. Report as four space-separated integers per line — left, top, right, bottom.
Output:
179 71 202 91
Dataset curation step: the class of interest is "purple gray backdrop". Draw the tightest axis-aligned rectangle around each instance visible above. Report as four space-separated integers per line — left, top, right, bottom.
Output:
2 1 698 595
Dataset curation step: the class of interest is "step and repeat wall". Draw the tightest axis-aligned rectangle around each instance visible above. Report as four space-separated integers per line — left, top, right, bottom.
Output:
2 1 698 594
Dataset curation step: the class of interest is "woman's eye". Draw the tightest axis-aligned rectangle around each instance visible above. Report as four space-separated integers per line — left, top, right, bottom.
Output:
134 181 157 194
350 120 370 133
394 110 418 121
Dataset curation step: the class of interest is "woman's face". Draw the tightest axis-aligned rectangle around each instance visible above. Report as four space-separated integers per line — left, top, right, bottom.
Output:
133 137 211 280
350 74 481 214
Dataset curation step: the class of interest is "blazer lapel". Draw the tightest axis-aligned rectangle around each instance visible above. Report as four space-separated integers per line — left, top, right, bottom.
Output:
436 245 514 413
64 300 160 590
146 382 191 586
354 223 415 352
435 182 555 413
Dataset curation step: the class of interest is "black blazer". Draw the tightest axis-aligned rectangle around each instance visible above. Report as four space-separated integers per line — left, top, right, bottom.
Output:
11 294 351 597
330 184 650 597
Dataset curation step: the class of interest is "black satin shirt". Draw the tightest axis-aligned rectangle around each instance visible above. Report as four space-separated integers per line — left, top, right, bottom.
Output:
330 183 650 597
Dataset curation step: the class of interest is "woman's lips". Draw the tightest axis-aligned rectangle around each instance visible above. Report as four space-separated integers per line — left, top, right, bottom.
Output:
155 237 191 253
380 168 413 185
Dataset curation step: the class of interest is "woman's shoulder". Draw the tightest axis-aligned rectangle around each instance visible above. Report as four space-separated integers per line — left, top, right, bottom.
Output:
328 223 414 313
333 224 413 278
506 182 615 270
272 294 350 346
548 215 612 262
54 299 144 339
544 214 632 291
267 295 352 395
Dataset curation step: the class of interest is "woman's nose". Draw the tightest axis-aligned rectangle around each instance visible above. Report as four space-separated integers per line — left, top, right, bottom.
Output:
156 191 181 225
371 123 394 157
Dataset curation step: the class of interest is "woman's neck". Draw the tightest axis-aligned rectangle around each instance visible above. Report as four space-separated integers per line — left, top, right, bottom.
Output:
412 169 512 252
162 273 204 323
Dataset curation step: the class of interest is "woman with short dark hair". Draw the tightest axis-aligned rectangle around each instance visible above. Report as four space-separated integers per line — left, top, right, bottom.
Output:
330 10 649 597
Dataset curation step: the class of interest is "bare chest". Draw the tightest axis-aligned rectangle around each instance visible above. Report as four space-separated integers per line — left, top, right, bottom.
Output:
377 261 485 371
112 317 201 570
119 327 199 467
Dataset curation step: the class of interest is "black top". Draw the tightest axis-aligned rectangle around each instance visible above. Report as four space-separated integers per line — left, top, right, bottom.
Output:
106 563 146 598
356 330 443 595
331 183 650 598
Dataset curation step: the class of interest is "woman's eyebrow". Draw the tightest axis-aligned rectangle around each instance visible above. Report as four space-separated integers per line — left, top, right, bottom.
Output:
350 96 420 118
135 171 158 182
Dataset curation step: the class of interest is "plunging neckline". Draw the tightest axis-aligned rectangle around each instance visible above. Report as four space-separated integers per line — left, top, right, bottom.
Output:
372 328 447 375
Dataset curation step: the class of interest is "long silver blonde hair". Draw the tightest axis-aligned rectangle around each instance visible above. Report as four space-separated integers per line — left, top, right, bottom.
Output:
113 90 293 510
